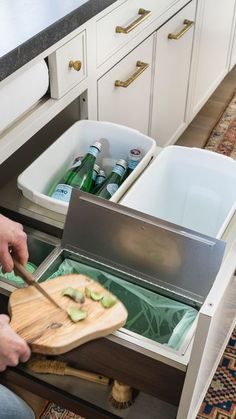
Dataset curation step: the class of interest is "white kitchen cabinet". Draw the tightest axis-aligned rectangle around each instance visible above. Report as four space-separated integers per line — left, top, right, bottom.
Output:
188 0 236 121
97 0 196 140
2 0 236 162
97 34 153 135
150 0 196 146
229 20 236 70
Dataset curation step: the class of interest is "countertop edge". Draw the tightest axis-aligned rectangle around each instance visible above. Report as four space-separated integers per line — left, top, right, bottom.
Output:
0 0 117 82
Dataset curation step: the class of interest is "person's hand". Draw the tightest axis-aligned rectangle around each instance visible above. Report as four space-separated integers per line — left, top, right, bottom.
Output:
0 215 28 272
0 314 31 371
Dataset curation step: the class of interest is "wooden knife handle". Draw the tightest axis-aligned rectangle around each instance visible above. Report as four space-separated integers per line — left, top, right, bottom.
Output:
13 259 35 285
65 366 110 385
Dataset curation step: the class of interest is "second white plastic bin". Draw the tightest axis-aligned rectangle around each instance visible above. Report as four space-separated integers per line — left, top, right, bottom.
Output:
17 120 156 214
120 146 236 239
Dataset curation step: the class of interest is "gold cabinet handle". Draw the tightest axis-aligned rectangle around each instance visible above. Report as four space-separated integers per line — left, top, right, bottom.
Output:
69 60 82 71
168 19 194 40
115 61 149 88
116 8 151 34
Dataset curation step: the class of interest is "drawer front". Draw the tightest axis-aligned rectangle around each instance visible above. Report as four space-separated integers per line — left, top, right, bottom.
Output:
96 0 176 66
49 31 86 99
151 0 196 146
97 34 153 135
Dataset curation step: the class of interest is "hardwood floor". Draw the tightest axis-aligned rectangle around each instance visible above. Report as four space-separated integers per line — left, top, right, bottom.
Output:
5 65 236 418
176 65 236 148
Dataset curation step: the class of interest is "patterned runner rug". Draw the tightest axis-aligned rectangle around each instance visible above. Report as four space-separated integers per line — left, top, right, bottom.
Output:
196 327 236 419
204 91 236 158
40 96 236 419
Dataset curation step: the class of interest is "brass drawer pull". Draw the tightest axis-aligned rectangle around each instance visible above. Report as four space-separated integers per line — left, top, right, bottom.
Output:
116 8 151 34
69 60 82 71
115 61 149 88
168 19 194 40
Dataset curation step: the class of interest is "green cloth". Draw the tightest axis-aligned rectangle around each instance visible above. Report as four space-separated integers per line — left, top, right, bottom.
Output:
47 258 198 351
0 262 37 285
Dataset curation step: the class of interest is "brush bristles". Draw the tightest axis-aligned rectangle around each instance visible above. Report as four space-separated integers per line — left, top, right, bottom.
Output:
27 359 66 375
109 380 134 409
109 395 133 409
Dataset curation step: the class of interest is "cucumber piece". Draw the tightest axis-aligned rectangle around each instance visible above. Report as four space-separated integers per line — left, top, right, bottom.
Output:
67 307 87 322
101 294 117 309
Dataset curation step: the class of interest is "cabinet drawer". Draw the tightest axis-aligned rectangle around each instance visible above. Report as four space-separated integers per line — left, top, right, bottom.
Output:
98 34 153 135
48 31 86 99
96 0 176 66
151 0 196 146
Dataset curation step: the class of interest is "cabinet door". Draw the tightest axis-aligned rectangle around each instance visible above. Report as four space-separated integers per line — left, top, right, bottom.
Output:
229 22 236 71
150 0 196 147
97 34 153 135
189 0 235 119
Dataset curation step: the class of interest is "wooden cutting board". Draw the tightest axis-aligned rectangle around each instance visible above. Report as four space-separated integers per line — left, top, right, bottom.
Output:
8 274 128 355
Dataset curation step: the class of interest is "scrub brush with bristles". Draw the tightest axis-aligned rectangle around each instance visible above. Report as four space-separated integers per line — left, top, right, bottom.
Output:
27 358 110 386
109 380 134 409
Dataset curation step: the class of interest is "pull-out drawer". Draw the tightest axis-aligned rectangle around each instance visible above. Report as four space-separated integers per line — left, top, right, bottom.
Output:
96 0 177 66
12 190 235 419
0 191 235 419
48 30 87 99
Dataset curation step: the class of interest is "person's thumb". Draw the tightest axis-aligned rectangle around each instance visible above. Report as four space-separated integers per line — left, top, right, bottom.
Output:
0 314 10 324
19 344 31 363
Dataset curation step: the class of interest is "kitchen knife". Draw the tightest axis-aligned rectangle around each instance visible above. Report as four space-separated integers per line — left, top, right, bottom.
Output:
13 259 64 312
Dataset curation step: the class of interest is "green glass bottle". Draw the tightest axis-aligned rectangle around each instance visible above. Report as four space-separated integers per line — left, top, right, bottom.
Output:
51 142 101 202
90 164 100 190
95 159 127 200
123 148 142 180
91 169 106 194
47 154 83 197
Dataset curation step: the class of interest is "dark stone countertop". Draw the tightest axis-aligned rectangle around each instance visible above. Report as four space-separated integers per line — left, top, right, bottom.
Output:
0 0 117 82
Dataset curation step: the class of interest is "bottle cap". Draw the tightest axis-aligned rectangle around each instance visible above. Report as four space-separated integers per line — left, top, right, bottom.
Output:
116 159 128 169
129 148 142 161
95 169 106 186
98 169 106 177
92 141 102 151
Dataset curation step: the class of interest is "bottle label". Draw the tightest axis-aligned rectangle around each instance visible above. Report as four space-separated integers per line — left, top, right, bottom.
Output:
106 183 119 196
128 160 139 170
95 175 106 185
112 165 126 177
51 184 73 202
88 146 100 158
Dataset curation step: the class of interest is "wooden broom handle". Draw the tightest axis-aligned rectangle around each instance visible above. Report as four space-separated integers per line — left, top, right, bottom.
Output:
64 366 109 385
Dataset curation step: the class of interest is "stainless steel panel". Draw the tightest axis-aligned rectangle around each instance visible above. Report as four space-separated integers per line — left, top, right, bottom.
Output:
62 190 225 307
0 226 60 290
25 227 59 267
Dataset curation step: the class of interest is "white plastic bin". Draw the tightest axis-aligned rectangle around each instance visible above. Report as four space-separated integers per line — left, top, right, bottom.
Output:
17 120 156 214
120 146 236 239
